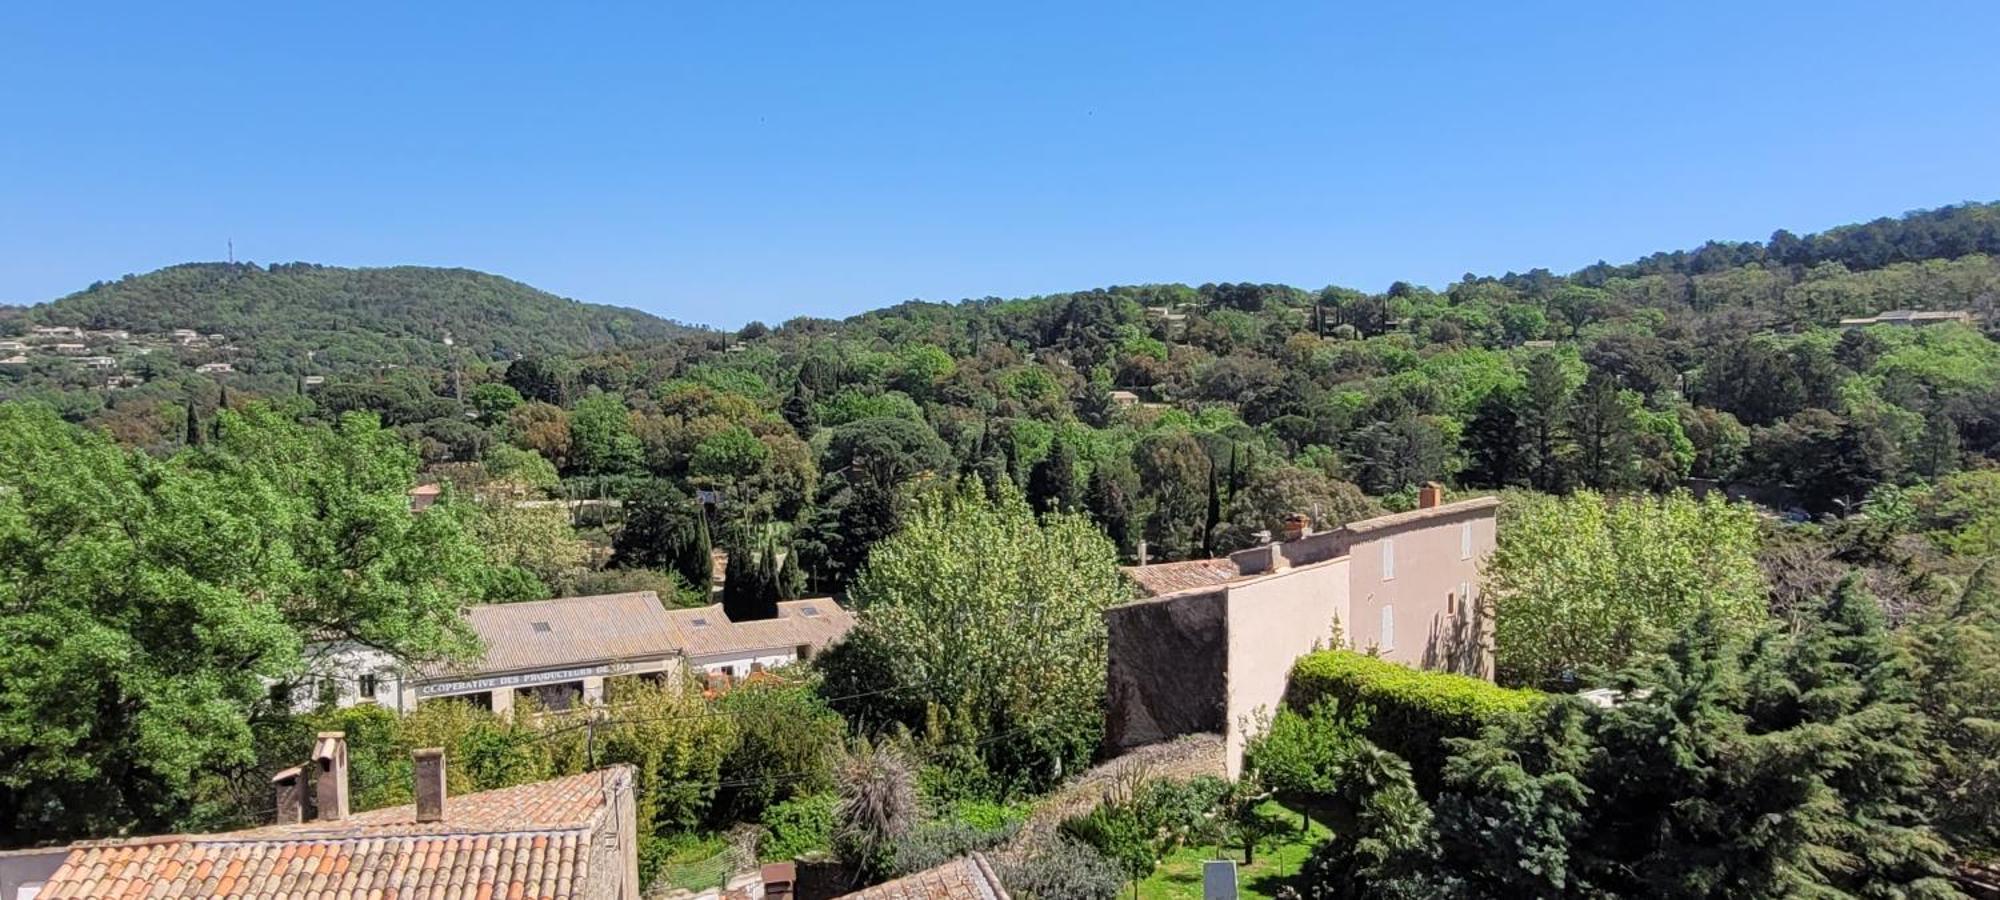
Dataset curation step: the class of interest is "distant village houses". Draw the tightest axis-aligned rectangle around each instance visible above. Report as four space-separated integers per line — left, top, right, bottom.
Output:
293 591 854 716
194 361 235 374
1839 309 1977 327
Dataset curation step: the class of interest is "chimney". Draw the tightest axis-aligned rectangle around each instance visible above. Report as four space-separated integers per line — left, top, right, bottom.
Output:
414 747 447 823
271 766 305 825
1281 513 1310 542
1419 482 1445 509
312 731 350 821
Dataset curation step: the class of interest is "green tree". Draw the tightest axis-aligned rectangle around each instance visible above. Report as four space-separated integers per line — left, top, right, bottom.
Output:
0 403 485 844
836 478 1130 787
1904 564 2000 857
1486 491 1766 688
1026 435 1082 514
566 392 643 476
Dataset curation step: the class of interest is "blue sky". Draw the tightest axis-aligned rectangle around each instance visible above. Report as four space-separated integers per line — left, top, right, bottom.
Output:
4 2 1997 326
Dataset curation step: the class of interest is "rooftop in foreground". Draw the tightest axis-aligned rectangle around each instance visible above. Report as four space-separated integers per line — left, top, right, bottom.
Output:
37 768 632 900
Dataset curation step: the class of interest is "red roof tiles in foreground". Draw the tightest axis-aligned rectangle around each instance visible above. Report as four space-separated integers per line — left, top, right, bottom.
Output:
839 853 1009 900
38 768 631 900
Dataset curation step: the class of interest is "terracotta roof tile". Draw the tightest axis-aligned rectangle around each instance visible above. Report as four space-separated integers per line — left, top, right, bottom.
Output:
422 592 682 679
840 854 1009 899
38 768 630 900
1121 558 1242 597
659 599 856 661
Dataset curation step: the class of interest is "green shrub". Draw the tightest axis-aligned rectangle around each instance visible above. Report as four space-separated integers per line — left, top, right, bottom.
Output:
946 798 1031 833
1285 650 1541 793
759 792 837 861
998 836 1125 900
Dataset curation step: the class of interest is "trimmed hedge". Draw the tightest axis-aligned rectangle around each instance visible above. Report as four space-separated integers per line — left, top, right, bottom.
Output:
1283 650 1542 795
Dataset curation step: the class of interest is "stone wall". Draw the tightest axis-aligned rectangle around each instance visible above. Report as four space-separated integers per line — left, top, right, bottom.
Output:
1103 588 1229 754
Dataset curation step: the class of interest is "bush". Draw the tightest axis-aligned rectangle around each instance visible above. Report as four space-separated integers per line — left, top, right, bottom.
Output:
890 819 1017 877
1285 651 1540 793
760 793 837 861
998 837 1126 900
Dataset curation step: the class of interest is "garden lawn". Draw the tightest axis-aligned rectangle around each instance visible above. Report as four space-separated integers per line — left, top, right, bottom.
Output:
1136 801 1330 899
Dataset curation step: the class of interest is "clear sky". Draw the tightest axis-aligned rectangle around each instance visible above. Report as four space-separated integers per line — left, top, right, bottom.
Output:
4 2 1997 326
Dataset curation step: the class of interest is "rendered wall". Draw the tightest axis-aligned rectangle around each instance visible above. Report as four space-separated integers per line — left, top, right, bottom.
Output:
1339 507 1495 676
1103 588 1230 754
1221 558 1348 777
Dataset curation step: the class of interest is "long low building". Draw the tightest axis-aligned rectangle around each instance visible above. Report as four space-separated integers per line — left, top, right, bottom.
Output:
296 592 854 715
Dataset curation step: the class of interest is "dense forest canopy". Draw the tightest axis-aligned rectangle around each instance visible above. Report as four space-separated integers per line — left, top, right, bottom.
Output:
21 261 698 369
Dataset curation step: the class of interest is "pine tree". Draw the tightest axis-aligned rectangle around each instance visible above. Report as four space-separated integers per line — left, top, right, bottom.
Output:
781 384 817 437
1757 578 1954 896
1086 464 1135 557
1904 563 2000 857
1027 436 1081 514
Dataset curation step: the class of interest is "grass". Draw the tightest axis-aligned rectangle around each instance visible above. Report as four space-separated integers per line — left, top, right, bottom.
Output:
654 833 735 891
1135 800 1330 899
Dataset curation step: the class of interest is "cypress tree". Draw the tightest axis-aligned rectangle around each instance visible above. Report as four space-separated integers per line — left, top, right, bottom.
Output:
184 398 203 448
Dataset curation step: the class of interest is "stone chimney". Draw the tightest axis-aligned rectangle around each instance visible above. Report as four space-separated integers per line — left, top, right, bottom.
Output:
1418 482 1445 509
312 731 350 821
1280 512 1311 542
414 747 447 823
271 766 305 825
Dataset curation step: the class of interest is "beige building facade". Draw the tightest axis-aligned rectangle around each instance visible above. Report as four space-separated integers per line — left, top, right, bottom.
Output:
1111 491 1497 776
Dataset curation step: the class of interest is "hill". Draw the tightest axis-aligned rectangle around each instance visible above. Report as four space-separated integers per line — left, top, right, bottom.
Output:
23 262 698 372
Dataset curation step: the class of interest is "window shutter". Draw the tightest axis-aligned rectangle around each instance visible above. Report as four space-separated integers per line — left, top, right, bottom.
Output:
1381 539 1395 580
1380 605 1395 650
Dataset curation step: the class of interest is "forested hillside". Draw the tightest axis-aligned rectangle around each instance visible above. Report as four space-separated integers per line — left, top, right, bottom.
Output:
28 261 696 368
6 203 2000 896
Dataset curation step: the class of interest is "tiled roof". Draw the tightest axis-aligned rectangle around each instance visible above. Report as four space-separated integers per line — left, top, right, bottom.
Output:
840 854 1009 899
39 768 631 900
239 769 616 838
1122 558 1242 597
422 592 681 678
660 599 856 661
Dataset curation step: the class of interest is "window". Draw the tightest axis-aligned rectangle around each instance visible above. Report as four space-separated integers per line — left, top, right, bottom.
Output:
800 606 820 617
1381 538 1395 580
531 621 552 634
691 618 709 628
359 674 379 698
1457 581 1472 618
1461 522 1474 560
1380 605 1395 651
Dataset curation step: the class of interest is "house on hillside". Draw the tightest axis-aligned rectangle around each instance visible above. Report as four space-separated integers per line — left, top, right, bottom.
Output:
1839 309 1976 327
77 356 116 370
29 735 641 900
195 361 235 374
292 592 854 715
1111 484 1497 775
